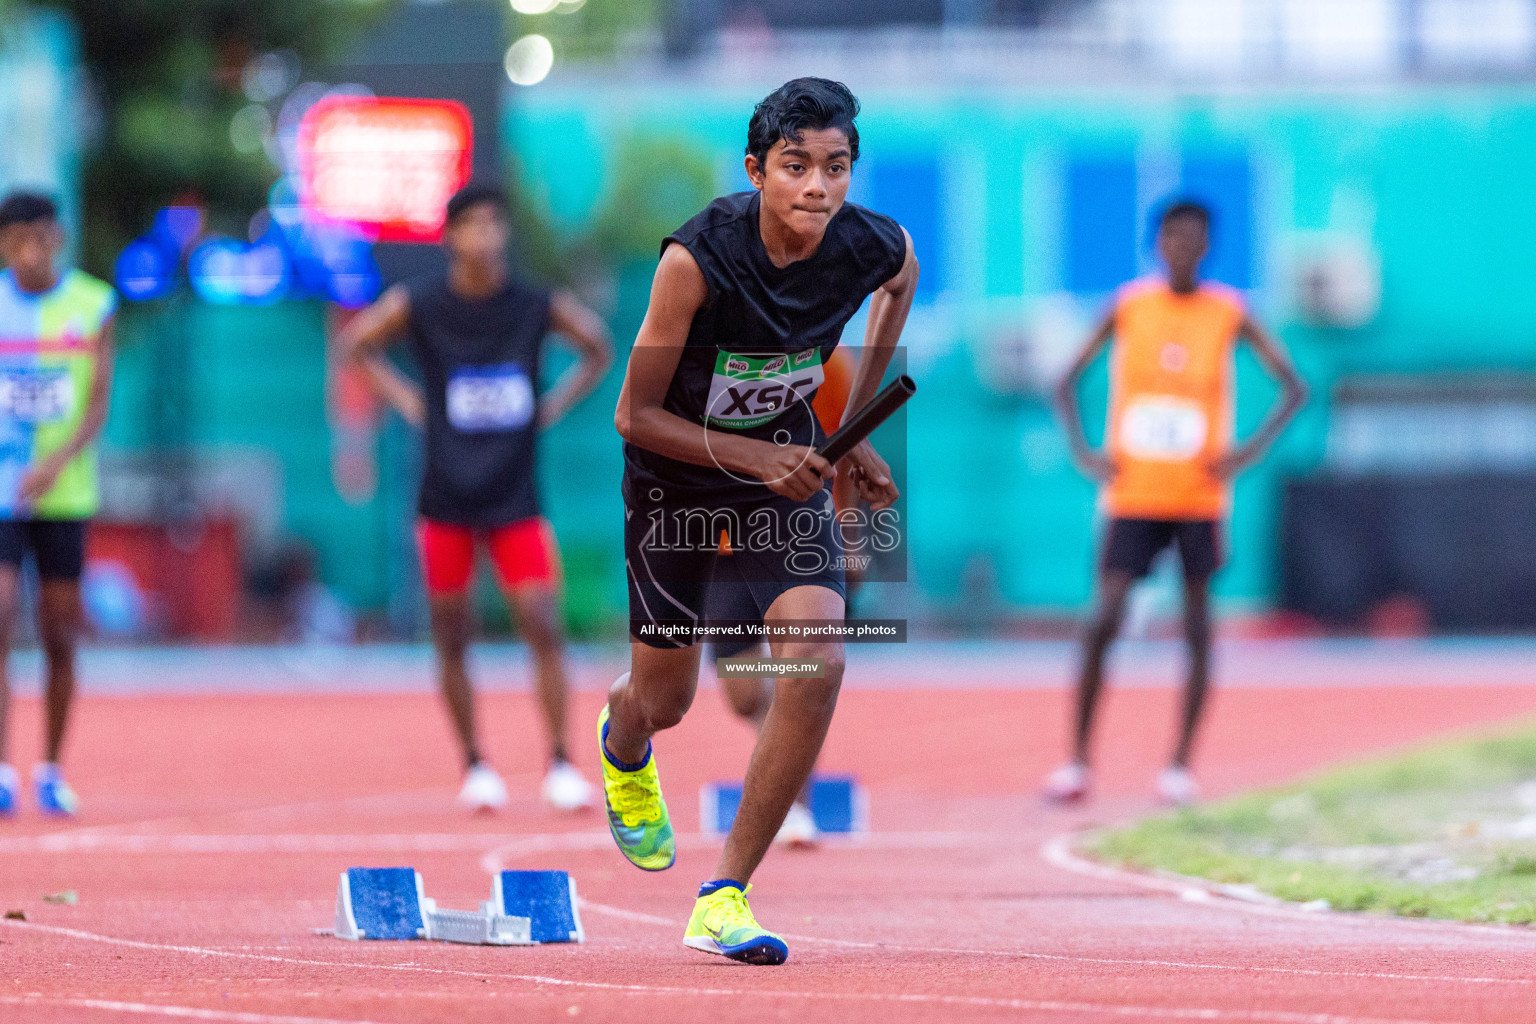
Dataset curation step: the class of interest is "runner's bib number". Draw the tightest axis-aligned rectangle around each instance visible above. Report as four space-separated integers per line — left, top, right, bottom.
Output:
447 364 534 432
1117 396 1208 461
0 367 74 425
704 348 824 430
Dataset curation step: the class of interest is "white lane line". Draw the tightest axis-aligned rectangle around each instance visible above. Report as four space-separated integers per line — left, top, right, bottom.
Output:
144 787 477 832
479 831 675 873
574 900 678 927
0 834 507 855
1041 831 1536 943
0 995 386 1024
475 830 988 874
0 919 1469 1024
478 828 995 872
0 828 987 859
7 820 1532 982
576 898 1535 988
36 787 467 843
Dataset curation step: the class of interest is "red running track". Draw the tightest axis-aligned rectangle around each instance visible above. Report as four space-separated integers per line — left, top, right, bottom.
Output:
3 644 1536 1023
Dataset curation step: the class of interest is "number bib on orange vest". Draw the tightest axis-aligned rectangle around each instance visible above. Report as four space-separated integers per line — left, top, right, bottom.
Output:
704 348 824 430
1117 395 1208 461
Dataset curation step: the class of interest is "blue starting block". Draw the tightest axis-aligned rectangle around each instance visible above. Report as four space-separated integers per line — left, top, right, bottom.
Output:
333 867 429 941
333 866 533 945
492 870 584 943
700 775 868 837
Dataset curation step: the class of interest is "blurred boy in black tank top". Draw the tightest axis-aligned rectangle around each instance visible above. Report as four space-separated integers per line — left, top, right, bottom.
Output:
597 79 920 965
341 184 613 815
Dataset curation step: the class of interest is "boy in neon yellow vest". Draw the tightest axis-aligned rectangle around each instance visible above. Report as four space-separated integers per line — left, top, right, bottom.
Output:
0 192 118 817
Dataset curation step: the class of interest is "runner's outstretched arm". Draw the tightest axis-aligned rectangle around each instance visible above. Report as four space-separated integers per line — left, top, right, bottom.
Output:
615 244 832 503
1211 316 1308 479
539 291 613 429
18 318 115 503
837 230 917 511
337 285 426 429
1052 311 1117 482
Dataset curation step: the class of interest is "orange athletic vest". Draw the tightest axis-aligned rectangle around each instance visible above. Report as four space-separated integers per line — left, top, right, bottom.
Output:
812 345 855 434
1104 277 1245 521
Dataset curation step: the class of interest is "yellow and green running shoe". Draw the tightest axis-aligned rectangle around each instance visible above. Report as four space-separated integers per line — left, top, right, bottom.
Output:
597 703 675 871
683 882 788 965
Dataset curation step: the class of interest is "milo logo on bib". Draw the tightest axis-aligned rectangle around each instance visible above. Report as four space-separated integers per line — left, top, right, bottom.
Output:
705 348 825 430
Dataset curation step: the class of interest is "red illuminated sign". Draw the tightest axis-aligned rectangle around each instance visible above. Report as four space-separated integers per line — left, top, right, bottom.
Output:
297 96 473 243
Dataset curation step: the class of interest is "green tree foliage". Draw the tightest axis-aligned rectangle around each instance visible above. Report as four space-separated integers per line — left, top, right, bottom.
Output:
587 133 717 265
32 0 397 274
508 132 717 290
503 1 684 278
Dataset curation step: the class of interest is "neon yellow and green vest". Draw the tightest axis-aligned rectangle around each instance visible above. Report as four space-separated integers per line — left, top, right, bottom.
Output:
0 269 116 519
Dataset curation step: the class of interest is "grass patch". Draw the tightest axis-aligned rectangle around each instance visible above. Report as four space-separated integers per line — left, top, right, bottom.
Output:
1089 723 1536 925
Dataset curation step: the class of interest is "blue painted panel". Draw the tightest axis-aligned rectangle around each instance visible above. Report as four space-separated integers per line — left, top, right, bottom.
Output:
865 156 942 299
1179 155 1254 289
1066 156 1137 293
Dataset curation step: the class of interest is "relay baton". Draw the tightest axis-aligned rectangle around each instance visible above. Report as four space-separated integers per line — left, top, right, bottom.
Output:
815 374 916 466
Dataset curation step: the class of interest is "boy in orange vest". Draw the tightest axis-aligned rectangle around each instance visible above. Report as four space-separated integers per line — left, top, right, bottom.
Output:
1048 200 1307 805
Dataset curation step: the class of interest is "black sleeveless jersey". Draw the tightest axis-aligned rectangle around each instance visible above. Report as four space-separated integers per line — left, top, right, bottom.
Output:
623 191 906 505
404 272 551 526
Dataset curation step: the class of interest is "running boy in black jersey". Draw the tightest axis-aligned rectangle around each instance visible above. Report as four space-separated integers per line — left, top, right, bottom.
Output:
707 348 859 849
598 79 918 965
341 184 613 814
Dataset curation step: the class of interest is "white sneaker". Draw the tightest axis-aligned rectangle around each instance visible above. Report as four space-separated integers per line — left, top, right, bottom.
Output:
541 759 595 811
1157 765 1200 807
1043 761 1091 803
774 801 819 848
33 761 78 817
457 763 508 812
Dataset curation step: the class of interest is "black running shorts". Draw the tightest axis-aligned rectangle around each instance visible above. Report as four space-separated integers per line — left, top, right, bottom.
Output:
0 519 88 581
1101 517 1222 582
702 555 765 660
625 484 846 649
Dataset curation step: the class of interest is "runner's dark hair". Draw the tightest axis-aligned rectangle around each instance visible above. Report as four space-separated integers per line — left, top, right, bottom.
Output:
446 182 508 226
0 191 58 230
1159 199 1211 230
747 78 861 169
